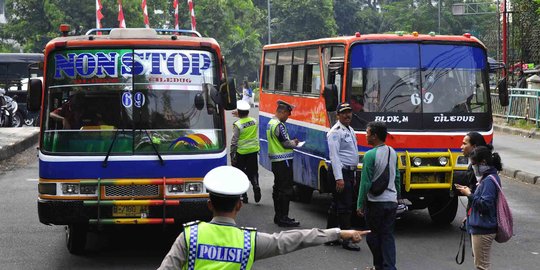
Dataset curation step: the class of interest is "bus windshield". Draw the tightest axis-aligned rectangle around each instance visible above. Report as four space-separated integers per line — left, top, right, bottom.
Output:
349 43 490 131
43 48 224 154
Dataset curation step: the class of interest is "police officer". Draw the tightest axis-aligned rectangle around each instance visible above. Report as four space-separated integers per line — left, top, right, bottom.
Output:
326 102 361 251
266 100 299 227
230 100 261 203
158 166 370 269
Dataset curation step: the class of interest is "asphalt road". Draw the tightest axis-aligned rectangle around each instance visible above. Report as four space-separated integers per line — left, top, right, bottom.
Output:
0 109 538 269
492 133 540 176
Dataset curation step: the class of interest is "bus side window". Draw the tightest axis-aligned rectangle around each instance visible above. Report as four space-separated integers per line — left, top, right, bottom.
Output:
262 51 277 91
304 48 320 95
291 49 305 94
277 50 292 92
350 69 365 112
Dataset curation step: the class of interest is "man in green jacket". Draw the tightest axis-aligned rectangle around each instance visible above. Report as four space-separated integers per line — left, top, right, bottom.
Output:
356 121 400 270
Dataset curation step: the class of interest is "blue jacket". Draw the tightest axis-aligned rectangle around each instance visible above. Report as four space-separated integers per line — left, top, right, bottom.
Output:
466 167 500 235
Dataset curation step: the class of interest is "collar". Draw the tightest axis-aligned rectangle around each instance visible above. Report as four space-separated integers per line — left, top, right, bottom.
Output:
338 121 352 131
210 216 237 226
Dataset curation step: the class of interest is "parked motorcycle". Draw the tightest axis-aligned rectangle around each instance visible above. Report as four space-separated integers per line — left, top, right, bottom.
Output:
0 89 23 127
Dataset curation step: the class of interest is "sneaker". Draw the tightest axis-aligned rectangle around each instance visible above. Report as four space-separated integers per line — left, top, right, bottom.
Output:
242 194 248 203
254 187 261 203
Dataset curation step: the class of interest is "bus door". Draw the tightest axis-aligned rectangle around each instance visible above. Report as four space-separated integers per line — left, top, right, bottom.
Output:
322 45 344 125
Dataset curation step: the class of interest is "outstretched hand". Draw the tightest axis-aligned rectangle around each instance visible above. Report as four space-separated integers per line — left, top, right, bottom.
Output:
340 230 371 243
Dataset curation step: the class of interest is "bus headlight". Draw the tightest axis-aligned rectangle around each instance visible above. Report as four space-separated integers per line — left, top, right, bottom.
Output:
80 185 97 195
412 157 422 167
168 184 184 193
185 183 203 193
438 157 449 166
61 183 79 194
457 156 468 165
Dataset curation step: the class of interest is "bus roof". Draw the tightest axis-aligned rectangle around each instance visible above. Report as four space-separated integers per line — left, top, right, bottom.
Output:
44 28 220 54
263 33 486 50
0 53 44 63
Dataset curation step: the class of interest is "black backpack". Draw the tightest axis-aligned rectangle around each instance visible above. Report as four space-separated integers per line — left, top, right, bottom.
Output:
369 147 391 196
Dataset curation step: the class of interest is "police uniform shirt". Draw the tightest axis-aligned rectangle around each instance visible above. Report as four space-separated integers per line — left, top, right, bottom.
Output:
327 121 358 180
158 216 341 269
272 117 296 149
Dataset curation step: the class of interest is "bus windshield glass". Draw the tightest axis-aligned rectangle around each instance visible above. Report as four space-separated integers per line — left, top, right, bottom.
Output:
349 43 490 131
43 48 224 154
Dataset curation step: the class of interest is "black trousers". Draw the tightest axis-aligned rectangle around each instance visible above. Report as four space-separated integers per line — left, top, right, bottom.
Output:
365 201 398 270
327 169 355 230
271 159 294 218
233 152 259 188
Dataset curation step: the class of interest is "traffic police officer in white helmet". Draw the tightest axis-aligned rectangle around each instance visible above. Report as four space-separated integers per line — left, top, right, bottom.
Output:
230 100 261 204
158 166 370 270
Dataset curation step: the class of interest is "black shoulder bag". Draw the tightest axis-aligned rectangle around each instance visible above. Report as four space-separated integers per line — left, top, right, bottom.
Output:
369 147 390 196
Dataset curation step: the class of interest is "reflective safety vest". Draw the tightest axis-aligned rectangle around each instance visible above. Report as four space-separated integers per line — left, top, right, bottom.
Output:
234 117 260 155
266 118 293 162
183 221 256 270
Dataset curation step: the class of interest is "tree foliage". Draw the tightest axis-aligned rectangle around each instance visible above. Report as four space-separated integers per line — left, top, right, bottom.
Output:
0 0 538 81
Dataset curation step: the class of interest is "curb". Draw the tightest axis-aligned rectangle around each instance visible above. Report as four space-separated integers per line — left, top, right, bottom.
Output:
493 123 539 140
0 129 39 161
500 166 539 186
493 123 540 185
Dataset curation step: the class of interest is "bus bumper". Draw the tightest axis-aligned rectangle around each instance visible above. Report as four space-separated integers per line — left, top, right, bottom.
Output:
38 198 211 225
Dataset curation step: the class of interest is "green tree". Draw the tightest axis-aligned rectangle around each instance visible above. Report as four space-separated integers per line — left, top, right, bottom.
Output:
269 0 337 43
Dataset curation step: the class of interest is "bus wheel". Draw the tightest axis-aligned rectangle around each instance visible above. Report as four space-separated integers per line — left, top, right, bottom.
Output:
293 185 313 203
428 196 458 224
66 224 87 255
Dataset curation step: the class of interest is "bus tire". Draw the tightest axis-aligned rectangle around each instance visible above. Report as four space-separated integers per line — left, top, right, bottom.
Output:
293 184 313 203
66 224 87 255
428 196 458 225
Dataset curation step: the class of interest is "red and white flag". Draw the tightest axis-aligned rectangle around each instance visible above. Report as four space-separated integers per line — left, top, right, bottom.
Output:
96 0 104 29
173 0 179 30
187 0 196 31
141 0 150 28
118 0 126 28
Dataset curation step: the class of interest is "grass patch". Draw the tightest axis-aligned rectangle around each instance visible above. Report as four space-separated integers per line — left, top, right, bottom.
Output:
509 119 538 129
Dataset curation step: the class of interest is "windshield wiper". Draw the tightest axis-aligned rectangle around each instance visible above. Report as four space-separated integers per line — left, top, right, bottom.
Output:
139 129 165 166
102 128 123 168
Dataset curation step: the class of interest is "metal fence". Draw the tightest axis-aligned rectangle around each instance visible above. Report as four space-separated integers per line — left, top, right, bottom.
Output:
491 88 540 127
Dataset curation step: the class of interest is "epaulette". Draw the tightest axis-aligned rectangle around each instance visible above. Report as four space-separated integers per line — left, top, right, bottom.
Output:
240 226 257 231
183 220 201 228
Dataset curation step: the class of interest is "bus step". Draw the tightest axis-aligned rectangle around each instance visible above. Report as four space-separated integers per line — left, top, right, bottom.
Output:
89 218 175 225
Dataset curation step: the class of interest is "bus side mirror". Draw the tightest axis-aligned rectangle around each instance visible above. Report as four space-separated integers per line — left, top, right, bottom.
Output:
203 84 218 115
323 84 338 112
498 77 509 106
194 93 205 110
220 78 237 110
27 78 42 111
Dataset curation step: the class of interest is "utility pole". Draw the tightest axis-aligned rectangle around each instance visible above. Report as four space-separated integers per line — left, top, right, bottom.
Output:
438 0 441 34
452 1 505 74
502 0 507 76
267 0 271 44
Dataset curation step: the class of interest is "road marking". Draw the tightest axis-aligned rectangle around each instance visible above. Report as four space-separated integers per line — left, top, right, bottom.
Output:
26 178 38 182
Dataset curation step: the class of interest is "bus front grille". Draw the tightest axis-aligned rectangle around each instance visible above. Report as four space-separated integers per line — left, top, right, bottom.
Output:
104 185 160 198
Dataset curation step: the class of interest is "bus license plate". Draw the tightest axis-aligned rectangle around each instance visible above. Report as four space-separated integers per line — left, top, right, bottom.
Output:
112 205 149 217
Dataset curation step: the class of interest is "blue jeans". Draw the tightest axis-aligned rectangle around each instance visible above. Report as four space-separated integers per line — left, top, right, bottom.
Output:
365 201 398 270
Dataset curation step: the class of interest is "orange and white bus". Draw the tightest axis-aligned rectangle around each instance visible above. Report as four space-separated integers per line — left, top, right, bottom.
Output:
27 27 237 254
258 32 508 224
